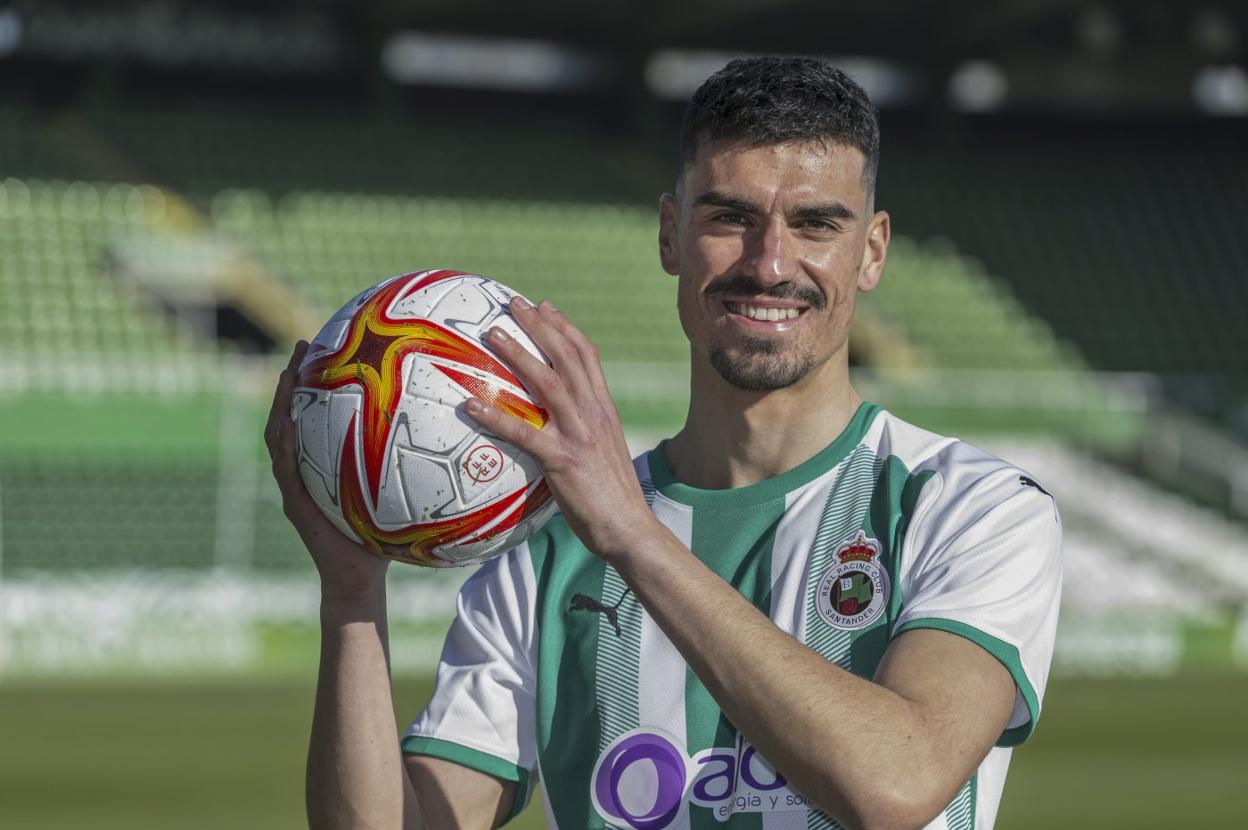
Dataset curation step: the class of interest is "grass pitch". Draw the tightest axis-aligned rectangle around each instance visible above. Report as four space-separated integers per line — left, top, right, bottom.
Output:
1 674 1244 828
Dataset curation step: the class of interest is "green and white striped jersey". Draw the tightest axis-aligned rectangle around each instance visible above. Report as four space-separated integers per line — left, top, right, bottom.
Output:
402 402 1063 830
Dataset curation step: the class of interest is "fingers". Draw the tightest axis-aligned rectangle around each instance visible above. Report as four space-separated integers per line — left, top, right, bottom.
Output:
533 301 615 407
464 397 556 462
264 341 319 523
264 340 309 458
273 399 318 525
516 299 619 437
486 305 578 420
502 296 596 406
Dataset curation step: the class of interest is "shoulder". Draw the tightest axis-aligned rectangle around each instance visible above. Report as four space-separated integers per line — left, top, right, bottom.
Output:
868 410 1058 524
880 413 1064 643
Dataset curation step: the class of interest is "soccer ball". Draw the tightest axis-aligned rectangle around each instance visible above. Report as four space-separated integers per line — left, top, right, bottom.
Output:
290 269 557 568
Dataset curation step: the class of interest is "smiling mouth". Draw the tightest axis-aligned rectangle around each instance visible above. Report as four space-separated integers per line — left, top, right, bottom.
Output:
723 301 808 322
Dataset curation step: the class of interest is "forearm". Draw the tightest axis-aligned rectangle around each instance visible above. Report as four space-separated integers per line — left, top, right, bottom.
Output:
611 525 946 830
307 582 421 829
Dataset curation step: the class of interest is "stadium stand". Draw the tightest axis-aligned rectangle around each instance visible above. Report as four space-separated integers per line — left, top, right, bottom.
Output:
210 190 688 365
82 105 669 204
1 454 220 571
0 174 1095 381
0 178 195 357
881 134 1248 376
7 103 1246 383
8 104 1237 377
208 188 1096 376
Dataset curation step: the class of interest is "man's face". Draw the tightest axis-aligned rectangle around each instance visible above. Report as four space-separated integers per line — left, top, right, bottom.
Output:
659 139 888 392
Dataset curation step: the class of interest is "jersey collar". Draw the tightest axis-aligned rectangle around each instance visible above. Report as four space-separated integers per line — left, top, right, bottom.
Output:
647 401 881 509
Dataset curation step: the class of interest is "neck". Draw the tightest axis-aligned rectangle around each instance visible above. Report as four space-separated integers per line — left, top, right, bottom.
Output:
665 348 862 490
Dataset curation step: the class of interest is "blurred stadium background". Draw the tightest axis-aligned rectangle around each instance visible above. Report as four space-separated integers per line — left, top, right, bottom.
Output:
2 0 1247 827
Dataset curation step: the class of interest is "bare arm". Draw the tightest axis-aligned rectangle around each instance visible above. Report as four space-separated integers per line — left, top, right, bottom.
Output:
309 586 415 828
267 341 515 829
611 525 1014 830
312 588 518 829
404 755 518 829
467 301 1017 830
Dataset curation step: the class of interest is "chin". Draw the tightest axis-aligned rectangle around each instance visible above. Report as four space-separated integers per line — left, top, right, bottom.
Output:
709 347 815 392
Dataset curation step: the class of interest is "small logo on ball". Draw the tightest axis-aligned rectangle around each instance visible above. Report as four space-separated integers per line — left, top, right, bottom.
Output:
462 444 504 484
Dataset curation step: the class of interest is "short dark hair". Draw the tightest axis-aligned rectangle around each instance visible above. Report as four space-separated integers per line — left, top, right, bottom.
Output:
678 56 880 197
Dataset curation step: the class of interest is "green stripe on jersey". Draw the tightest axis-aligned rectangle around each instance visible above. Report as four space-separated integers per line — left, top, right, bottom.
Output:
886 466 936 627
847 461 937 677
807 809 848 830
529 514 610 829
594 561 640 745
946 774 977 830
593 480 657 753
804 445 883 671
685 494 786 830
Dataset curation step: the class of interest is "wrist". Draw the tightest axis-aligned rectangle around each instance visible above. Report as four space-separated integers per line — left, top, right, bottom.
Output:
319 573 387 621
595 512 673 572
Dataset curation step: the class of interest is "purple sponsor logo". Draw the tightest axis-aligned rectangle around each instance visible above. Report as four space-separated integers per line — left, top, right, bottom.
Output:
592 729 802 828
591 730 687 830
691 743 787 803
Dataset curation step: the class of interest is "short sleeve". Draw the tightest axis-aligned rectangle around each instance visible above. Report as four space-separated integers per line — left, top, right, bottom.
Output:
892 461 1063 747
401 544 540 821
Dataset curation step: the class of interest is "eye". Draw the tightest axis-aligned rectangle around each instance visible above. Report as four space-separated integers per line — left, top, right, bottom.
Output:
713 212 750 225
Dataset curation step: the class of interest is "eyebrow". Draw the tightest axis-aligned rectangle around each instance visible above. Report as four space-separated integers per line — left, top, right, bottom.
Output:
692 190 857 223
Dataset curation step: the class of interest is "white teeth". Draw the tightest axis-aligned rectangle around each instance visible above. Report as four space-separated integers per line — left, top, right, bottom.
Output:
727 302 802 321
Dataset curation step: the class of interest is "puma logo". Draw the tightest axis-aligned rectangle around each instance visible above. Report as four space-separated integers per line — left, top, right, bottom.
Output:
569 588 633 638
1019 475 1052 498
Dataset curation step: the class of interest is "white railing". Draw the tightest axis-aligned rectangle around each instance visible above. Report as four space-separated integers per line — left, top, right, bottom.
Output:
1142 408 1248 518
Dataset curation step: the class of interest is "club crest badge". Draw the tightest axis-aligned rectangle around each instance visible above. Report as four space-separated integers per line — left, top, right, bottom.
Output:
815 531 889 630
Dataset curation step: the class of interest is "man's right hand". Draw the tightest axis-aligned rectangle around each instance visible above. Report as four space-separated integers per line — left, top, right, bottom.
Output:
264 340 390 601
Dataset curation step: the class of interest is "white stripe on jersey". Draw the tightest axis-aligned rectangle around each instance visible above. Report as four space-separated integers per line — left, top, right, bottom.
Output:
642 480 696 830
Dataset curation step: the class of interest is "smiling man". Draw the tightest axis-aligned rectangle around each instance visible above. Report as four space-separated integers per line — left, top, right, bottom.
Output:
267 57 1062 830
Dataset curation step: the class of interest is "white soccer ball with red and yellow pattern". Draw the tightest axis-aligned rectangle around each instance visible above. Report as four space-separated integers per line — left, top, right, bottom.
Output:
291 270 556 568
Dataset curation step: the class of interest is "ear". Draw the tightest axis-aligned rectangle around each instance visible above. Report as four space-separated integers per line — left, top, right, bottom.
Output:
658 193 681 276
857 209 890 293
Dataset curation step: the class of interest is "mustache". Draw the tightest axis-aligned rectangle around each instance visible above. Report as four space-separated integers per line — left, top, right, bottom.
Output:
704 275 827 311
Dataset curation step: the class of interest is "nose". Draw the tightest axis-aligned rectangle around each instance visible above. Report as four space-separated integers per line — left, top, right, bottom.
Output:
741 218 798 285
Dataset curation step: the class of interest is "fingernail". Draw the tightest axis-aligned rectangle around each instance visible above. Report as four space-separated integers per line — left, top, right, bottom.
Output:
512 296 531 310
465 399 483 414
540 300 557 312
489 327 509 342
